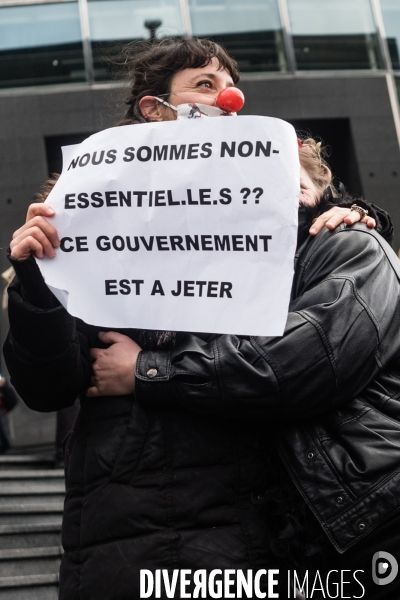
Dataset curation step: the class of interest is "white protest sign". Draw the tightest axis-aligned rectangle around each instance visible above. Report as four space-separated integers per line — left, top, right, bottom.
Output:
37 116 299 336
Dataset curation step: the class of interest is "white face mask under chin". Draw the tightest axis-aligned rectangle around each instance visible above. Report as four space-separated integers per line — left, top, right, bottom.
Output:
154 97 237 119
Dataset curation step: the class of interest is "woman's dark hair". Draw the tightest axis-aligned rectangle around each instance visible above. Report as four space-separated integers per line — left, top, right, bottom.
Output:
116 37 240 126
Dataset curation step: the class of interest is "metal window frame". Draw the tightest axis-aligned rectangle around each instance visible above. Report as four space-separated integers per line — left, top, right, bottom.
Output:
181 0 295 73
277 0 296 73
78 0 94 84
0 0 94 84
370 0 400 150
179 0 191 38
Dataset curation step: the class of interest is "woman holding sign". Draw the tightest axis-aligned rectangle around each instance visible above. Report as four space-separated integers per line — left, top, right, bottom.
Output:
5 38 400 600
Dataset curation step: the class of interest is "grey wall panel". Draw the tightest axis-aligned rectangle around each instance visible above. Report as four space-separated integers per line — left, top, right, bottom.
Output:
0 86 118 274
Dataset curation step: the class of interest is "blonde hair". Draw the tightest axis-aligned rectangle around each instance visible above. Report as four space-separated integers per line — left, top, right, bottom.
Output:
35 173 60 203
298 137 336 197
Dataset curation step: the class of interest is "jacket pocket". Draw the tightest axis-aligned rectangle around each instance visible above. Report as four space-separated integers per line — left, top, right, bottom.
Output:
317 403 400 498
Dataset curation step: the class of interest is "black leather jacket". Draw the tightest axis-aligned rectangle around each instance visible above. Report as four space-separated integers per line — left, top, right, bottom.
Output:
4 204 400 598
134 216 400 553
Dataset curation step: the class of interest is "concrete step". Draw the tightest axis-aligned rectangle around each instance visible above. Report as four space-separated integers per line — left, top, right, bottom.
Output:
0 481 65 495
0 452 64 596
0 546 62 577
7 444 55 457
0 470 64 480
0 497 64 507
0 574 58 599
0 496 65 509
0 504 63 525
0 523 62 549
0 456 56 470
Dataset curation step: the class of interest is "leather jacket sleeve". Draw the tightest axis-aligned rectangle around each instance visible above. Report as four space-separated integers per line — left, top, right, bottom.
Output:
135 225 400 421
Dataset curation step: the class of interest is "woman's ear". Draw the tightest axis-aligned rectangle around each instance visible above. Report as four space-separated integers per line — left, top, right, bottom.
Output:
138 96 165 121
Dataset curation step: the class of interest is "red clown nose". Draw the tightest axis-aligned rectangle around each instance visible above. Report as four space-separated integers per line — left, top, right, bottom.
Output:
216 87 245 113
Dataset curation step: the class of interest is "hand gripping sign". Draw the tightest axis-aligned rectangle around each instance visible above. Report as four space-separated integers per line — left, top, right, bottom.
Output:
37 116 300 336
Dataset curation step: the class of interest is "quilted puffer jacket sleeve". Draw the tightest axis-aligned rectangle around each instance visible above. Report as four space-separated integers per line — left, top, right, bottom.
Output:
3 257 92 412
135 226 400 421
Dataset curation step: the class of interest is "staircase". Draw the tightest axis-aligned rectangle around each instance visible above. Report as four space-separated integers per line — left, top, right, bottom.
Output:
0 451 64 599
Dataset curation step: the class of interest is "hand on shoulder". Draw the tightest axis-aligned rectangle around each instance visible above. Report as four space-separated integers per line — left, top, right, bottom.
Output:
309 206 375 236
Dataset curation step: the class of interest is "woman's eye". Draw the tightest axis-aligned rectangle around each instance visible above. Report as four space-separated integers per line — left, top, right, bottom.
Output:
197 81 212 89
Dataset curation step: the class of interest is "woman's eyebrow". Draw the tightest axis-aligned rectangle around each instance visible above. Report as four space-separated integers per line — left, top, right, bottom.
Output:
189 73 234 86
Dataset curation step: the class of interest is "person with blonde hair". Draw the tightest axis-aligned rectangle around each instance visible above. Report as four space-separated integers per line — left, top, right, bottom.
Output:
4 38 400 599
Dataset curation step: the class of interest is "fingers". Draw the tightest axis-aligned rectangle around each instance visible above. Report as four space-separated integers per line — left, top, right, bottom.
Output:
344 214 376 229
90 347 101 361
26 203 55 222
98 330 132 345
13 216 60 247
363 216 376 229
343 211 362 226
324 213 353 231
10 208 60 260
86 386 100 397
309 208 351 235
86 375 101 397
309 210 333 234
309 206 376 236
10 235 49 260
11 225 58 259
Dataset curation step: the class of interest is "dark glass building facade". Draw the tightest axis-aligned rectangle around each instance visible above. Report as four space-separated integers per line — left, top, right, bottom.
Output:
1 0 399 86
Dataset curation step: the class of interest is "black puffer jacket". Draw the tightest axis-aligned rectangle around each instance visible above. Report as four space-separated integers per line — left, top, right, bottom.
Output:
4 203 400 599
